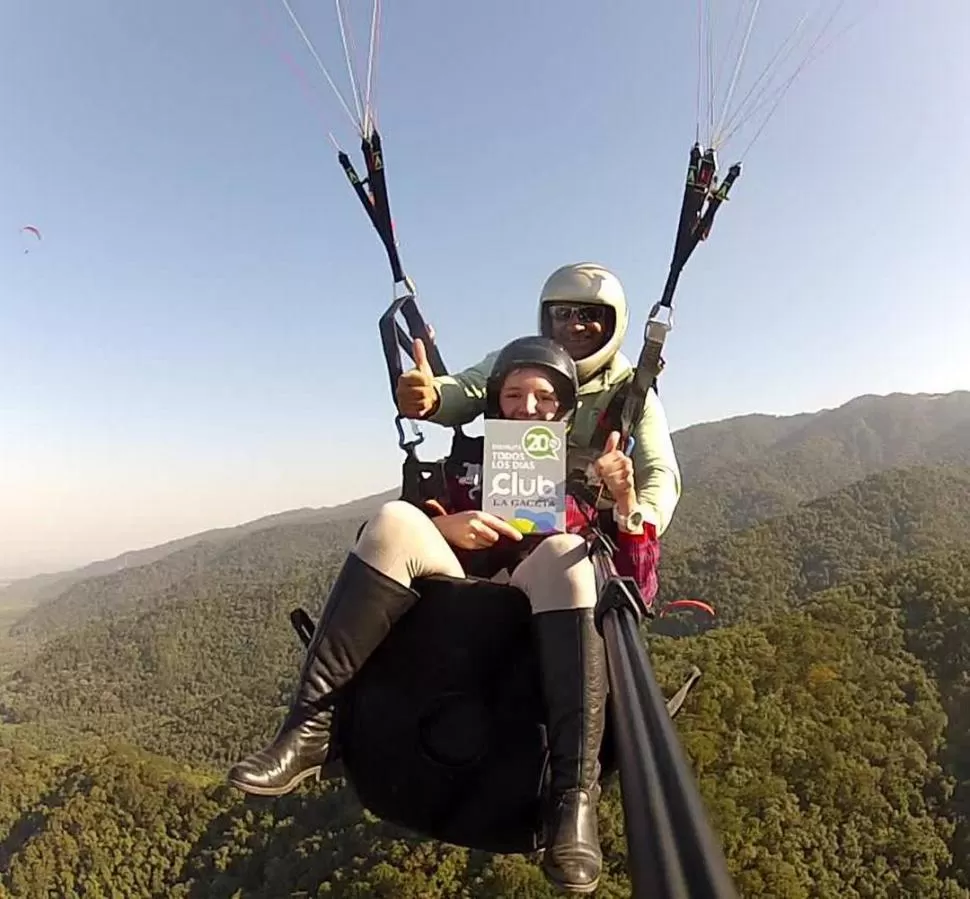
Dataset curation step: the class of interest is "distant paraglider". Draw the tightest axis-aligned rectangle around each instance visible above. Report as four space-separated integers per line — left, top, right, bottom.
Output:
21 225 41 254
653 598 718 640
660 598 716 619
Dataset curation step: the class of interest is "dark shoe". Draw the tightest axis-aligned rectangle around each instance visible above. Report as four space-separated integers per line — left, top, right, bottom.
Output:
533 608 607 894
228 553 419 796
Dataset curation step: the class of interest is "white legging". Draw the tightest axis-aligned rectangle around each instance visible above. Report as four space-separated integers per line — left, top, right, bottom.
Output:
353 500 597 613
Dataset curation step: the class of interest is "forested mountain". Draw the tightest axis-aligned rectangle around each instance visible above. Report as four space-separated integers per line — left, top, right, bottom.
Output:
4 462 969 774
7 517 366 648
665 390 970 549
657 464 970 624
2 547 969 897
1 390 970 897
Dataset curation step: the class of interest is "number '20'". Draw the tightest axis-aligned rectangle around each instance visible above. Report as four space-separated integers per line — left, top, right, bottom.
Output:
525 432 551 452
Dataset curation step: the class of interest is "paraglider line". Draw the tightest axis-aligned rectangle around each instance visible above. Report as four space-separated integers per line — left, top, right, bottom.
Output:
278 0 362 135
712 0 762 145
334 0 366 128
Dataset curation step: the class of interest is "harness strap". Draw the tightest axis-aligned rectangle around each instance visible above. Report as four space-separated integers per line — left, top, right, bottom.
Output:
338 128 467 490
588 366 662 455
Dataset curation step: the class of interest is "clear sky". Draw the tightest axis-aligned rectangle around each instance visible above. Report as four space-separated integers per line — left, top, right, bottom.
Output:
1 0 967 578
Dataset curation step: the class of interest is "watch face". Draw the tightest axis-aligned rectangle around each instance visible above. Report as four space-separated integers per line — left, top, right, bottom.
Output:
618 508 644 529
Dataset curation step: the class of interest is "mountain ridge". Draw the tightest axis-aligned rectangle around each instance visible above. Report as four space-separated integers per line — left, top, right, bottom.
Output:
7 390 967 594
5 389 970 635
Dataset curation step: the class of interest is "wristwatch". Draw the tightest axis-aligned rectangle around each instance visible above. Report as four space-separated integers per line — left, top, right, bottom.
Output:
612 505 645 532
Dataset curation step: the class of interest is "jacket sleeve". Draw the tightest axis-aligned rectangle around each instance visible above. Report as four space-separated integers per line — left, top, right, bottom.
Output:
612 527 660 605
629 388 682 538
425 350 499 427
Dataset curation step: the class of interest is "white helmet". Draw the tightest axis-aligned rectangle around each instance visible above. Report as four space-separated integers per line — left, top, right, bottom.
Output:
538 262 629 382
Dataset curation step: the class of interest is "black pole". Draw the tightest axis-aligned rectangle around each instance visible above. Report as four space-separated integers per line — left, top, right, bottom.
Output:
601 604 692 896
591 535 739 899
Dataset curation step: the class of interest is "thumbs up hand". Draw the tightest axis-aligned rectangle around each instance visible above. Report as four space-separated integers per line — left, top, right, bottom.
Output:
395 337 440 418
411 337 434 378
594 430 636 507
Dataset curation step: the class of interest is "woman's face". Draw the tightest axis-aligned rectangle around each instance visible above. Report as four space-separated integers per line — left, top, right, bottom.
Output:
498 367 562 420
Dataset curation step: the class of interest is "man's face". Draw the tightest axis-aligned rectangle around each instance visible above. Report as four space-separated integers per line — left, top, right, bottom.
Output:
545 303 610 361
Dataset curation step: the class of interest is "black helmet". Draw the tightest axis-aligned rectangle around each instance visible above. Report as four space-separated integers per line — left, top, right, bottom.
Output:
485 336 579 419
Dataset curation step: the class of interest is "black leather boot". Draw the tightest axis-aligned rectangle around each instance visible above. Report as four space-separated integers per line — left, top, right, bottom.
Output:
228 552 419 796
533 608 607 894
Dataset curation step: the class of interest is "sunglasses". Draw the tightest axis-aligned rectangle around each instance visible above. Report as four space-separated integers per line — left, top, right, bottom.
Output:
547 304 607 325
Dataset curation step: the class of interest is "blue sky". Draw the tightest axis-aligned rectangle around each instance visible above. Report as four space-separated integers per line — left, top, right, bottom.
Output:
1 0 967 576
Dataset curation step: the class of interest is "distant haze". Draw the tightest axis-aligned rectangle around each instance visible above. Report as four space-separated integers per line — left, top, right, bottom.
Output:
0 451 404 580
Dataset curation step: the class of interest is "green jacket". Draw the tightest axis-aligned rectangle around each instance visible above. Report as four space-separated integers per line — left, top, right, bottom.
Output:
429 350 682 537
